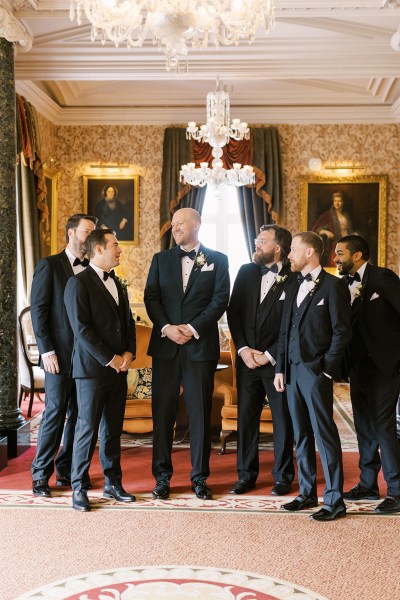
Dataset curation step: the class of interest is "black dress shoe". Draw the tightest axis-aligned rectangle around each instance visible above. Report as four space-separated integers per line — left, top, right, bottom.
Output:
192 479 213 500
282 495 318 511
152 478 170 499
72 490 90 512
271 481 292 496
103 484 136 502
33 479 51 498
229 480 256 495
343 483 380 501
311 502 346 521
374 496 400 513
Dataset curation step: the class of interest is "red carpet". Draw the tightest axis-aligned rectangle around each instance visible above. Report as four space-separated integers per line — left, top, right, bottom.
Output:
0 444 386 497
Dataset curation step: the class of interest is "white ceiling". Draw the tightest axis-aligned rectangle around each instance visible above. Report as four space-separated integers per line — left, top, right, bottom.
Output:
10 0 400 125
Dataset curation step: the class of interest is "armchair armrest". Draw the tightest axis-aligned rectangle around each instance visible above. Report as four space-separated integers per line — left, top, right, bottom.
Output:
216 383 237 407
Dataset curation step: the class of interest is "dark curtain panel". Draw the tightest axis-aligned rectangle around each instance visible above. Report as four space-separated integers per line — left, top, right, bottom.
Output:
16 95 44 306
237 127 283 259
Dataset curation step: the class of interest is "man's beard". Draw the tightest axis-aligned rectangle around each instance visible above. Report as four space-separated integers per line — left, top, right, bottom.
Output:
337 260 353 276
253 249 275 265
290 258 307 272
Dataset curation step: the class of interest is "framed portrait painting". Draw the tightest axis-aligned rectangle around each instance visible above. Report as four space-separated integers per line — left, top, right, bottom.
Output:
83 175 139 245
40 169 59 258
300 174 387 270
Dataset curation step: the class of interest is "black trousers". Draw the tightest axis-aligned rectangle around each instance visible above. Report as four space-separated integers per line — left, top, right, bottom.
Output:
152 347 216 483
350 361 400 496
236 361 294 485
32 372 77 482
71 372 127 491
286 363 344 507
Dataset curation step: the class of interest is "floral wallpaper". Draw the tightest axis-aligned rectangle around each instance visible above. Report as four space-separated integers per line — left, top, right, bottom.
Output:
36 115 400 306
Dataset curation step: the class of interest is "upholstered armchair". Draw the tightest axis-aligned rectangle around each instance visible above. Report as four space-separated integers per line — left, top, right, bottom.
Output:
216 336 273 454
123 324 153 434
18 306 45 417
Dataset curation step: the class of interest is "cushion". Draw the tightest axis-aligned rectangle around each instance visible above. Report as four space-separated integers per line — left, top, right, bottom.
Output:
127 367 152 399
218 326 230 352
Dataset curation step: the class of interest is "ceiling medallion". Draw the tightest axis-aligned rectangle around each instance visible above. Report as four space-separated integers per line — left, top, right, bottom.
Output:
70 0 275 71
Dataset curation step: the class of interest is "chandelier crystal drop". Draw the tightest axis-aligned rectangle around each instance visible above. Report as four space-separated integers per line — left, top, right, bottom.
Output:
180 81 255 188
70 0 276 71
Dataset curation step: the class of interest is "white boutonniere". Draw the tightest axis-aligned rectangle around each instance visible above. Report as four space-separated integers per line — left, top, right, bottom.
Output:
117 277 130 292
308 278 321 297
354 284 364 301
271 274 288 292
194 252 209 271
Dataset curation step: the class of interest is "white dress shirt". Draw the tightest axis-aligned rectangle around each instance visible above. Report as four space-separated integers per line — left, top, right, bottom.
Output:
90 262 119 305
296 266 322 307
348 262 367 305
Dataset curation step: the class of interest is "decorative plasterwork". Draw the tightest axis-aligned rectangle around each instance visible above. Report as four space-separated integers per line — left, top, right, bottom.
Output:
0 4 32 51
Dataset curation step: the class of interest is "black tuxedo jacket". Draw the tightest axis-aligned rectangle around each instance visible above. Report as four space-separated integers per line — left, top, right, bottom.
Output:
144 244 230 361
64 266 136 378
31 250 75 374
227 263 295 371
348 263 400 377
276 269 351 382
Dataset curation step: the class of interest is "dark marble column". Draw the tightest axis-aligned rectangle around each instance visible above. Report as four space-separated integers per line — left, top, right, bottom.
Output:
0 37 24 437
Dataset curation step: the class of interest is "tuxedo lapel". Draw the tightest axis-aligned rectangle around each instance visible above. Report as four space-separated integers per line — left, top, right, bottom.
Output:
184 244 207 296
59 249 74 278
261 266 291 323
297 269 326 324
87 267 119 318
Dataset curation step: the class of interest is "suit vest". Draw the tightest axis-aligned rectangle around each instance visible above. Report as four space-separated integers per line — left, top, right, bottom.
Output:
287 293 308 365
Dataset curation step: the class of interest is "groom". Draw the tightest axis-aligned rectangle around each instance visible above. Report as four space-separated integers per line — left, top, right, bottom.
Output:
144 207 230 500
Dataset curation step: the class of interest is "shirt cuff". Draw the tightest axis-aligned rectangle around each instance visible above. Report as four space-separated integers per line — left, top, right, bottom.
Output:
161 324 171 337
237 346 249 355
264 350 276 366
41 350 55 358
187 324 199 339
322 372 332 379
106 355 116 367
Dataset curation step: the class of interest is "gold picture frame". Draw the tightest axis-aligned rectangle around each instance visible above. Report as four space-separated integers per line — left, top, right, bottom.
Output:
40 168 59 257
83 175 139 245
300 174 387 271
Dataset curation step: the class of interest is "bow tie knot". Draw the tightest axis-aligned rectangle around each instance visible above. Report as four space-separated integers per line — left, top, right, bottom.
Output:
73 257 89 267
260 264 278 276
103 270 116 281
179 249 196 260
297 272 313 285
345 272 361 286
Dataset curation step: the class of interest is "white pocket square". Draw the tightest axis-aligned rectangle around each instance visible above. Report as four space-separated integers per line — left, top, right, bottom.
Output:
370 292 379 301
278 291 286 301
201 263 214 272
317 299 324 306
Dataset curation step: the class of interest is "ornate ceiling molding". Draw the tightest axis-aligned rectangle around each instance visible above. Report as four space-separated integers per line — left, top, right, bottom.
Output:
0 4 32 51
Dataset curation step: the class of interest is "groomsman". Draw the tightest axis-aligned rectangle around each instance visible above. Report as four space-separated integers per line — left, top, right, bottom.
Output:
64 229 136 511
31 214 96 496
274 231 351 521
334 235 400 513
227 225 295 495
144 208 230 501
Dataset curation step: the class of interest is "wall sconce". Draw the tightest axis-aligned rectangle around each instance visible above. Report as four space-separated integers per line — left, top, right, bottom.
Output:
89 163 130 174
324 164 364 171
308 157 322 171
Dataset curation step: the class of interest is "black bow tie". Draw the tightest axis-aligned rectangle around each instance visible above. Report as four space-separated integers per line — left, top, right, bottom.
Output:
297 272 313 284
345 272 361 286
73 257 89 267
179 249 196 260
260 264 278 276
103 270 116 281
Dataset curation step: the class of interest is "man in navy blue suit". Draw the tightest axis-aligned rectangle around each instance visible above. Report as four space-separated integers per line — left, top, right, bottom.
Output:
31 214 96 497
334 234 400 513
144 208 230 501
274 231 351 521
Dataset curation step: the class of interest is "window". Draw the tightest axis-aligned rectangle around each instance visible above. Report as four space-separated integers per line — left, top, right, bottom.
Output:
200 185 249 289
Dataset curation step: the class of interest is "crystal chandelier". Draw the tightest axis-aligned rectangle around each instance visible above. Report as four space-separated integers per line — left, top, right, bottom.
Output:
180 81 255 187
70 1 275 71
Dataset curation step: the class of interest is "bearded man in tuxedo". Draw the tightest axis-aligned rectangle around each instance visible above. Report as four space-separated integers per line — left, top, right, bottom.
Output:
31 214 96 497
334 234 400 513
64 229 136 511
144 207 230 501
227 224 295 496
274 231 351 521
